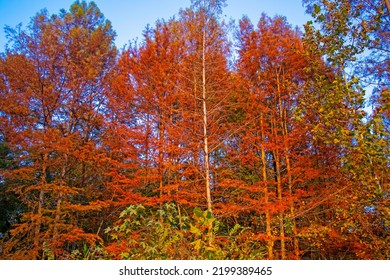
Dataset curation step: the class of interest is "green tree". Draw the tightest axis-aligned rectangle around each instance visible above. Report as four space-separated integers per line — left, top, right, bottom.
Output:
301 0 390 259
303 0 389 84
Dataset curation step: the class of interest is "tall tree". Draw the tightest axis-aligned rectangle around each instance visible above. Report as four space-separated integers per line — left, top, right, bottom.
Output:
176 0 231 213
301 0 389 259
108 18 189 208
0 1 116 259
233 14 322 259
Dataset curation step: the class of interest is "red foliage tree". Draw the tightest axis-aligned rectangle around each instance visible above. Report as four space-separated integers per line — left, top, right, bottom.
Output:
0 1 116 259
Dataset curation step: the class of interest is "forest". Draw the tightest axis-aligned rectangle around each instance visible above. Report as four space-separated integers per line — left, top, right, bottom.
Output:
0 0 389 260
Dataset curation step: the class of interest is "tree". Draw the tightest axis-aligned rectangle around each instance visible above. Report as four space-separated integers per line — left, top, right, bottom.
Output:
303 0 389 104
1 0 388 260
233 14 323 259
300 0 390 259
0 1 116 259
106 18 193 216
175 0 233 244
176 0 231 210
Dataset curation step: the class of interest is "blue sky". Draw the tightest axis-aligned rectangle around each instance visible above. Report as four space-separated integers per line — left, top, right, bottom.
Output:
0 0 310 51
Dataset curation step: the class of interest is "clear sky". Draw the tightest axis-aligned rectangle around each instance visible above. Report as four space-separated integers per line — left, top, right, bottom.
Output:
0 0 310 52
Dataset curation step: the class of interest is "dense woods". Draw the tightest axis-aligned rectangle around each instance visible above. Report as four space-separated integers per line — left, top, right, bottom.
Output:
0 0 388 260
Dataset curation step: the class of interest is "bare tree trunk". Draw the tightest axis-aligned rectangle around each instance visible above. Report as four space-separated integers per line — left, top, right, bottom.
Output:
53 153 67 240
274 151 285 260
158 117 165 199
283 114 300 258
34 152 47 258
202 29 212 213
260 114 274 259
35 191 44 246
271 115 285 260
277 70 299 258
144 117 151 187
202 28 213 246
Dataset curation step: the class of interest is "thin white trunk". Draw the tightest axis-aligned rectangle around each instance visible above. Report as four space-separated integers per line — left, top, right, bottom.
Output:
201 25 214 246
260 114 274 259
202 29 212 213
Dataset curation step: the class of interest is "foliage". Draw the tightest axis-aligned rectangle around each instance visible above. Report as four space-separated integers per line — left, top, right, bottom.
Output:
0 0 116 259
0 0 388 260
105 203 267 260
105 203 190 259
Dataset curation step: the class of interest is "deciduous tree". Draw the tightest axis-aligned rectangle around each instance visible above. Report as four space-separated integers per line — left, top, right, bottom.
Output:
0 1 116 259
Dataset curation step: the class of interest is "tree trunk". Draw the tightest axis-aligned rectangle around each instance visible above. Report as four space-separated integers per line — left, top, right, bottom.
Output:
53 153 67 241
271 115 285 260
158 117 165 199
201 29 212 213
274 150 285 260
277 70 299 258
260 114 274 259
34 152 47 258
283 117 299 258
202 28 213 245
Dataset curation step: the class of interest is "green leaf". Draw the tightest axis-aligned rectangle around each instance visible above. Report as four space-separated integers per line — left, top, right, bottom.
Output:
190 223 201 235
193 207 203 218
313 4 321 15
191 239 203 251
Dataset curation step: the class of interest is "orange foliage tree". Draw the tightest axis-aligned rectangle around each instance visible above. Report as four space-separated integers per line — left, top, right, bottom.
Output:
0 1 116 259
224 14 330 259
0 0 388 260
